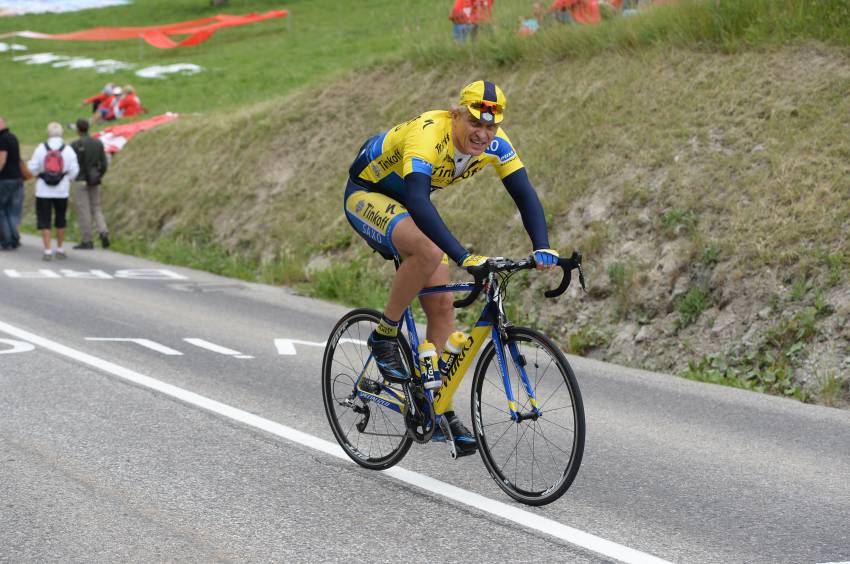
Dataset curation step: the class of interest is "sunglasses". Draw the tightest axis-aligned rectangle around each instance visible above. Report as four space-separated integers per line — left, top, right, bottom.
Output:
469 101 503 114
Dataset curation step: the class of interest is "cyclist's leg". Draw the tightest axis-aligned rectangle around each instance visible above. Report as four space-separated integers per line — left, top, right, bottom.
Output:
419 263 453 354
344 185 429 381
388 217 450 329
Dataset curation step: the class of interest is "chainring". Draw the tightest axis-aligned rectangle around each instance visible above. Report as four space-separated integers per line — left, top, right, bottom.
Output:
404 384 436 444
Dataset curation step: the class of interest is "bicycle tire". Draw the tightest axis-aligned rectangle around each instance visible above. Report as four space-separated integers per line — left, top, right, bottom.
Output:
471 326 585 505
322 308 414 470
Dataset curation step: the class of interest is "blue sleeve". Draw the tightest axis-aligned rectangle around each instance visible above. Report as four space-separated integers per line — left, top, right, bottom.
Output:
502 168 550 250
403 172 468 265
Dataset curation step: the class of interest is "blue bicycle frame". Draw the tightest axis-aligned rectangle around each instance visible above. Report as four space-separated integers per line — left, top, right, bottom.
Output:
353 277 543 421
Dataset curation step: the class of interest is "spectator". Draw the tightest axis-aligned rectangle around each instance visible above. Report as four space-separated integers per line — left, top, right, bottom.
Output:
115 84 144 119
549 0 578 23
70 118 109 250
0 116 24 250
518 15 540 36
27 122 79 261
449 0 493 42
82 83 114 114
518 2 547 35
449 0 475 42
91 85 122 125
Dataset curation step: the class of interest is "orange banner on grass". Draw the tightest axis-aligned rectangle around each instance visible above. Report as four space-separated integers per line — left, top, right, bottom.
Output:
3 10 287 49
93 112 179 153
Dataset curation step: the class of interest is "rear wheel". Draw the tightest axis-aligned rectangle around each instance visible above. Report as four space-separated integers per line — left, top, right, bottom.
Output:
471 327 585 505
322 308 413 470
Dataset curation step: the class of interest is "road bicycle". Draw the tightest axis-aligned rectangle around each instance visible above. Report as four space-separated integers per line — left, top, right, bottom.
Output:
321 252 586 505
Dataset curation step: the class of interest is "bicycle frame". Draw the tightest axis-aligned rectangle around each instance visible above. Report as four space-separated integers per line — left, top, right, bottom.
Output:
353 274 542 422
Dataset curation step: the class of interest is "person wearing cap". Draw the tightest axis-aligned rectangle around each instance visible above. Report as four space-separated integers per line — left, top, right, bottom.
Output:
70 118 109 250
344 80 559 454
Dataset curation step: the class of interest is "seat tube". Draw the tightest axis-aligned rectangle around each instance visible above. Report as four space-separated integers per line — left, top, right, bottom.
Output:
402 305 421 378
491 327 520 420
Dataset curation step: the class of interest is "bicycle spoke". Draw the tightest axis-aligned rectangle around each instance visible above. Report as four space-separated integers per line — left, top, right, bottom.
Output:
527 421 573 457
534 422 571 477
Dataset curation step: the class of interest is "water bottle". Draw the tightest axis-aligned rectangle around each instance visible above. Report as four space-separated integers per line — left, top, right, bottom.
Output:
438 331 468 379
434 331 470 414
418 340 441 390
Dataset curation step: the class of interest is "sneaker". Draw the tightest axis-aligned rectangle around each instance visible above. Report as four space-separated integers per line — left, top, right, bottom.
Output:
99 232 110 249
367 332 409 383
432 411 478 454
42 252 52 261
55 250 66 260
73 241 94 250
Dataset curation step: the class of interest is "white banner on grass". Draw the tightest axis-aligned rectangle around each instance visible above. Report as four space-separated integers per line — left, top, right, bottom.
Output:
0 0 131 15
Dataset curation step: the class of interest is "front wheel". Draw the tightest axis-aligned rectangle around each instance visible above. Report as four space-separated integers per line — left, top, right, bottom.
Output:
321 308 413 470
471 327 585 505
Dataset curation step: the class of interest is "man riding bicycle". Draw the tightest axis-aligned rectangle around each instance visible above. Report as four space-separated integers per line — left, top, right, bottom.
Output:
344 80 558 455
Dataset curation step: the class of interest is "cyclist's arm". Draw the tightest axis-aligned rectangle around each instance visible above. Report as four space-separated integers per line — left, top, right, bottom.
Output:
502 168 550 250
404 171 468 265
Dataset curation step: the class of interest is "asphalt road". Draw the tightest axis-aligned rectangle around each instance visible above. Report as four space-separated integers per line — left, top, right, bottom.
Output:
1 235 848 563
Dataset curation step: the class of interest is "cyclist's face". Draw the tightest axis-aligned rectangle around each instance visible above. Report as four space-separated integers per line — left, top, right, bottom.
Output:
452 109 499 155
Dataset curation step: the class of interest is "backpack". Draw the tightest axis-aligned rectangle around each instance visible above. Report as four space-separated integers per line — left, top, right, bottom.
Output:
39 142 66 186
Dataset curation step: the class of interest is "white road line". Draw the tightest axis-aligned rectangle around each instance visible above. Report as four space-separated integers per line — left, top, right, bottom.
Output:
183 337 254 358
274 338 325 355
0 319 670 564
86 338 184 355
0 338 35 354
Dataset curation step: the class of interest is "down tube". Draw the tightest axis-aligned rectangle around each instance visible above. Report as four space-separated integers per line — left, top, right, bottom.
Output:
432 324 491 415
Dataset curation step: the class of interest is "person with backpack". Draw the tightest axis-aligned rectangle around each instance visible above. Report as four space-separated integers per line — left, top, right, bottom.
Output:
70 118 109 250
27 122 79 261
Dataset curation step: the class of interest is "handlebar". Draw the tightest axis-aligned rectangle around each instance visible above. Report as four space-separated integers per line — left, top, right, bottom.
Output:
452 251 586 308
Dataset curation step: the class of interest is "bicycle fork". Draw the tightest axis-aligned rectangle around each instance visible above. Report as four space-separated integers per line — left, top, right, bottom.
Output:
493 329 542 422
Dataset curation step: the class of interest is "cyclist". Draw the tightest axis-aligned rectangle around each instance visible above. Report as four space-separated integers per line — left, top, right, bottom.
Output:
344 80 558 454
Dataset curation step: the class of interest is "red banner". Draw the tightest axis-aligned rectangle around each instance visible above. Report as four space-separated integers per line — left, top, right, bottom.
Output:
93 113 179 153
3 10 288 49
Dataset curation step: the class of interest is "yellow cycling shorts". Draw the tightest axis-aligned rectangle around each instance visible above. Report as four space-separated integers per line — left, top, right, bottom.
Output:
344 180 447 264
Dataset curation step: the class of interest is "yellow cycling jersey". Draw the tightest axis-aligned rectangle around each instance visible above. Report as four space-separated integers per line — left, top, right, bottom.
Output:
349 110 525 199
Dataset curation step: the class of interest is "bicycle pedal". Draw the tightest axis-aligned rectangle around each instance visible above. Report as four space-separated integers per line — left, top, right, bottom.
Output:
453 445 477 459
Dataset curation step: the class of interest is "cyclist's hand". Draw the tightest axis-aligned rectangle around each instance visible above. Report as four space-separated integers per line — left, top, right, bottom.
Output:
460 254 489 275
533 249 559 270
461 254 489 268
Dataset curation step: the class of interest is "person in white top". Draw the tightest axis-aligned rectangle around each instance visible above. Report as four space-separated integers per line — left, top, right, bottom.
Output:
27 122 79 260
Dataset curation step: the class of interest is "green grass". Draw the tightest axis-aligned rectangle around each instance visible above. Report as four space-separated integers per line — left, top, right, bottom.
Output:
414 0 850 66
0 0 450 141
677 286 711 328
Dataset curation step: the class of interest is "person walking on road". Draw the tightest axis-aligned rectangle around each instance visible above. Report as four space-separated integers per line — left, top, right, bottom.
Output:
70 118 109 249
0 116 25 250
27 122 79 260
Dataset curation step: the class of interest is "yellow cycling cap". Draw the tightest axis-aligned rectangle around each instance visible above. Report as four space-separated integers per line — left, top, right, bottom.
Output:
459 80 506 124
